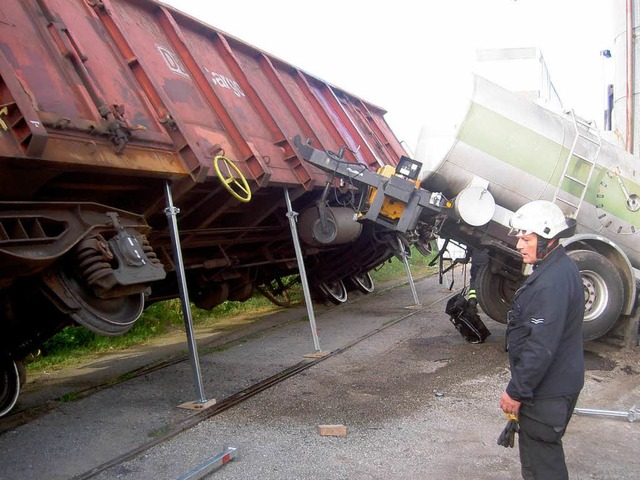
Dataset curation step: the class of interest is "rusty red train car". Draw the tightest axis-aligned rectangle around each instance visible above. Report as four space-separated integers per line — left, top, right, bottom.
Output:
0 0 409 415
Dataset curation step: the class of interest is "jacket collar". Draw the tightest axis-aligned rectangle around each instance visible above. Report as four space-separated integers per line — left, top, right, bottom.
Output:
524 244 566 286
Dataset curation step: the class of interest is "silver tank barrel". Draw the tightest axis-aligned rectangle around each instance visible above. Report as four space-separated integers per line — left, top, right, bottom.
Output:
414 74 640 267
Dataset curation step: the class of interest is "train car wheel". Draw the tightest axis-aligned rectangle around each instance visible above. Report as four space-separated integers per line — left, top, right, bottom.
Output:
348 272 375 294
0 358 20 418
228 282 254 302
321 280 348 305
414 240 433 258
193 283 229 310
41 269 144 337
69 292 144 337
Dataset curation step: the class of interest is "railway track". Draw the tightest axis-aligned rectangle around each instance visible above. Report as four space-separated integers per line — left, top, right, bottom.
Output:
0 275 435 434
0 282 350 433
70 290 451 479
0 272 461 479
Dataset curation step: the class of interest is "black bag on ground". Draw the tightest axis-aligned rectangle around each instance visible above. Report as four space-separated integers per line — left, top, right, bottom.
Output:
445 292 491 344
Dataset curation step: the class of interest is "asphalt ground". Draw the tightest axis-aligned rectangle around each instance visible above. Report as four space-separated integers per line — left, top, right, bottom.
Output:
0 269 638 480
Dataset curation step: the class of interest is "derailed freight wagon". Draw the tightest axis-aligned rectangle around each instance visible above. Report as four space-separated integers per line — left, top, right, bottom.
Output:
0 0 413 416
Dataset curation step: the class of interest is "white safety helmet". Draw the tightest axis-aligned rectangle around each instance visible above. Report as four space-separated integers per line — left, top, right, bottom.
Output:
508 200 576 239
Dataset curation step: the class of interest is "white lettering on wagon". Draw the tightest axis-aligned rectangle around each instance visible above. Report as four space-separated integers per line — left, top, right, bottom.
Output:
156 45 190 78
206 68 245 98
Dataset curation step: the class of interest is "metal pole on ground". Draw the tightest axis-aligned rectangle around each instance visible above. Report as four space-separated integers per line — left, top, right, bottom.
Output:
283 188 322 353
176 446 237 479
164 181 213 409
397 236 421 307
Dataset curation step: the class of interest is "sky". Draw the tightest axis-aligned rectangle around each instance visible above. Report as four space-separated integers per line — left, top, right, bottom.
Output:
160 0 616 154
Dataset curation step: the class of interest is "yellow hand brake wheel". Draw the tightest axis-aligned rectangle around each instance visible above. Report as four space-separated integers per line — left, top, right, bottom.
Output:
213 155 252 203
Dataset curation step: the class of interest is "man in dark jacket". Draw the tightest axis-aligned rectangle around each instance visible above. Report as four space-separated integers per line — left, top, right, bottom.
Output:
499 200 585 480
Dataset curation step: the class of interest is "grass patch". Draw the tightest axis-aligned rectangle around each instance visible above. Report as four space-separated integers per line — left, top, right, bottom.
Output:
117 371 137 382
26 246 436 374
369 247 437 284
148 425 171 438
58 391 80 403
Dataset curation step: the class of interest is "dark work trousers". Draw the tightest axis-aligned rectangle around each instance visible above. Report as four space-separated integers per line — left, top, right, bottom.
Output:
468 250 489 290
518 394 580 480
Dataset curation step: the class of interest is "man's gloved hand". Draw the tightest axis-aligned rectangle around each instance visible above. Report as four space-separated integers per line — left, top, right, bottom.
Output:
497 413 519 448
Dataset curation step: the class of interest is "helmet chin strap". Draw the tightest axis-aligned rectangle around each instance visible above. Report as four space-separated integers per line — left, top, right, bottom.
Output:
535 238 559 262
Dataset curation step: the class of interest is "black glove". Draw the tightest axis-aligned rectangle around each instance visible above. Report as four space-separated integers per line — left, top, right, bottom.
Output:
497 414 519 448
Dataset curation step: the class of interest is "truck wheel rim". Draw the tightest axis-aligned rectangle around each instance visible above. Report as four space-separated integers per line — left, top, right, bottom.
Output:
581 270 608 323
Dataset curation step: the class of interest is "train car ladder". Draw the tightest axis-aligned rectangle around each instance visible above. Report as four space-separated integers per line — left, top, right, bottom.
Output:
553 110 602 218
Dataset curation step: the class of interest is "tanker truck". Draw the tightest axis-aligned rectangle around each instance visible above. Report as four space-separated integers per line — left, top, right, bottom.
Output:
296 74 640 344
414 74 640 343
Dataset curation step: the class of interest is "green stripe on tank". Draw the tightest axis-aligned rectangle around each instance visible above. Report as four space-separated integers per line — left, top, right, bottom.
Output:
459 103 567 183
456 103 640 225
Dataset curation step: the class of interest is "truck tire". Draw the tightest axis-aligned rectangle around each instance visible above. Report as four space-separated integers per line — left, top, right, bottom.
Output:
475 261 519 324
567 249 624 341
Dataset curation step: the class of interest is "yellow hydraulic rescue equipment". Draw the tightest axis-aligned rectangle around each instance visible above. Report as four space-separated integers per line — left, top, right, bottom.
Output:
369 164 423 223
293 135 447 233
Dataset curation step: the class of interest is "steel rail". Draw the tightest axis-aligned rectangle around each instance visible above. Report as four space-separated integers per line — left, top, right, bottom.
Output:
72 288 451 479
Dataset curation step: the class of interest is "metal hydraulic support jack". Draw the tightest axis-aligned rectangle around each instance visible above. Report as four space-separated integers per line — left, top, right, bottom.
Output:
283 188 326 357
164 181 216 411
396 236 421 307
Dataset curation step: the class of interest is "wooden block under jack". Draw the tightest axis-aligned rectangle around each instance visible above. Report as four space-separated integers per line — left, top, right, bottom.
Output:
177 398 217 411
318 424 348 436
303 351 330 358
